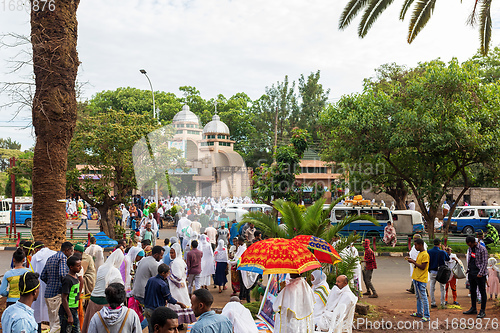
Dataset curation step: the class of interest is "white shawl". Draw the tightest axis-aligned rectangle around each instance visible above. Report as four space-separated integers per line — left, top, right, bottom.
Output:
124 246 143 293
85 244 105 271
91 249 125 298
214 240 229 263
273 277 314 333
222 301 259 333
317 285 357 331
168 243 191 306
199 235 215 276
31 247 56 323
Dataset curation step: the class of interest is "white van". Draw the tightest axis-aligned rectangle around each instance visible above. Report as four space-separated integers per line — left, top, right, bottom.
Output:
0 200 10 225
226 203 272 214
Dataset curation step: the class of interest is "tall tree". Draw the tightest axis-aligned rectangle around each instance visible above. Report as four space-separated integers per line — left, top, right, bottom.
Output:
67 110 183 238
295 70 330 142
0 138 22 171
31 1 80 249
88 87 183 124
321 59 500 238
339 0 494 55
471 46 500 83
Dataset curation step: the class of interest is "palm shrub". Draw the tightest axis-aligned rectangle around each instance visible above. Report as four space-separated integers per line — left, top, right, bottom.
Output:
240 195 379 291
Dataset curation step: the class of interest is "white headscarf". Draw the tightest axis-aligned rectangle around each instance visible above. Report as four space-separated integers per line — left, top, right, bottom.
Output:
91 249 125 298
170 243 186 272
214 239 228 263
124 246 143 293
311 270 328 289
199 235 215 276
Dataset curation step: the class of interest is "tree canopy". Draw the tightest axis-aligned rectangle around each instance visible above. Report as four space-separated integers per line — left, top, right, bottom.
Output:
320 59 500 238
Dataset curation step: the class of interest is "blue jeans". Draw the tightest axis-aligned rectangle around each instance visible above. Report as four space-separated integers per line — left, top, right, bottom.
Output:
413 280 430 319
59 307 79 333
77 218 88 230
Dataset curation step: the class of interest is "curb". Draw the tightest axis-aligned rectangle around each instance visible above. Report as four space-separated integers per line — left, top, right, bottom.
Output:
0 246 116 251
359 251 467 258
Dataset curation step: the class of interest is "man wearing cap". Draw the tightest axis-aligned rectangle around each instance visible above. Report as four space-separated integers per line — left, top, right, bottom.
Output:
74 243 96 309
1 271 40 333
361 239 378 298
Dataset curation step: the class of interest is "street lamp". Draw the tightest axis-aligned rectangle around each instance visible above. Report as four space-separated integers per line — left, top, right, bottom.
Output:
139 69 158 206
140 69 156 118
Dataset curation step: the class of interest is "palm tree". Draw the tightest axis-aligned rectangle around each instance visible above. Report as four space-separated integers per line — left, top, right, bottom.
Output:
339 0 494 55
240 196 378 255
31 1 81 249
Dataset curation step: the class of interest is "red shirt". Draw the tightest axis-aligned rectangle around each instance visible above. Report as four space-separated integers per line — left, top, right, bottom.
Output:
186 248 203 275
364 248 377 270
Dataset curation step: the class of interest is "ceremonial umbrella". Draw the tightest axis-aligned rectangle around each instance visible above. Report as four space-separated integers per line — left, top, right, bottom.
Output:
293 235 342 265
237 238 321 274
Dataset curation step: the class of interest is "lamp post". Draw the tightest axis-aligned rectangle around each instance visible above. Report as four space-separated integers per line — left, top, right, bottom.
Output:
139 69 159 206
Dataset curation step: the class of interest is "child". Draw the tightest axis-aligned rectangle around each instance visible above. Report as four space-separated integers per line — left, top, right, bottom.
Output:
444 247 460 305
487 258 500 300
0 248 30 307
60 255 82 333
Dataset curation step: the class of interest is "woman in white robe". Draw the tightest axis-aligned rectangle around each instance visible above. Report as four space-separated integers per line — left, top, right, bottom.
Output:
82 249 125 333
123 246 144 296
31 246 56 326
199 234 215 289
273 275 314 333
167 243 196 325
311 270 330 324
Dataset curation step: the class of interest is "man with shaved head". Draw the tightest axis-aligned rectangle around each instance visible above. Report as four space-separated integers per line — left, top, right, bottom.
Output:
316 275 358 331
221 296 259 332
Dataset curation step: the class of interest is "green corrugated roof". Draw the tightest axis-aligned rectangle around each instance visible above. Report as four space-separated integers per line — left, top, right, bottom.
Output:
302 149 320 160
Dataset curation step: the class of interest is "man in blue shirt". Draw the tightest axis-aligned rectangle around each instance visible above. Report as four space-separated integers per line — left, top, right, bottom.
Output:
40 242 74 333
144 264 186 332
427 238 449 308
1 271 40 333
190 288 232 333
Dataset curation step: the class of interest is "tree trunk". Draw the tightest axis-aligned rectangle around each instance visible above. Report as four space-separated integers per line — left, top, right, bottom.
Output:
31 1 80 250
99 207 116 240
385 179 408 210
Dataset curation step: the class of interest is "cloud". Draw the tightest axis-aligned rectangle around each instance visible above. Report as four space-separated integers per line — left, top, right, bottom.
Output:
1 0 500 149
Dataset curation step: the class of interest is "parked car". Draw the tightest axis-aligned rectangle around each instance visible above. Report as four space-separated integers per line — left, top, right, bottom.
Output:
11 203 33 228
448 206 500 235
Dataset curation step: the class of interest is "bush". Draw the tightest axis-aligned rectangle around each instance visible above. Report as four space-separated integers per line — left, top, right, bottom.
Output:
243 301 261 319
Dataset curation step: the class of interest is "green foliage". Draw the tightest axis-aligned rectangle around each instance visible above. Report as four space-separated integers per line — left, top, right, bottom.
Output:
5 177 24 197
321 59 500 239
471 46 500 84
113 224 127 241
339 0 494 55
252 128 310 203
242 301 261 319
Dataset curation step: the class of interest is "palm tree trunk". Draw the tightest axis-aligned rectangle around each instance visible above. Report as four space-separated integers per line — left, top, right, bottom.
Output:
31 1 80 250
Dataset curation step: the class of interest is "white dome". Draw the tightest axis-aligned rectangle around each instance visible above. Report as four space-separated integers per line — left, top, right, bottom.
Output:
173 105 200 124
203 114 230 135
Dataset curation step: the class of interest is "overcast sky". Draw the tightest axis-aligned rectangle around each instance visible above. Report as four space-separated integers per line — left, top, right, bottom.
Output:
1 0 500 150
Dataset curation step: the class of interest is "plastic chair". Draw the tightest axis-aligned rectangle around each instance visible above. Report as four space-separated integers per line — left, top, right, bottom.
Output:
314 303 347 333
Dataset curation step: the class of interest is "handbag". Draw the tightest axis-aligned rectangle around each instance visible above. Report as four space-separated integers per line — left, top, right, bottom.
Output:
436 264 452 284
452 260 466 279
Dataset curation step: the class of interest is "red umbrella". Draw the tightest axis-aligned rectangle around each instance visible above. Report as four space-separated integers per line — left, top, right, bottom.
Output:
293 235 342 265
237 238 321 274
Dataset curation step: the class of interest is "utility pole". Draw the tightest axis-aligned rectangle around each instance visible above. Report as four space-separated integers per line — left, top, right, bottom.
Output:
273 106 278 163
9 157 16 237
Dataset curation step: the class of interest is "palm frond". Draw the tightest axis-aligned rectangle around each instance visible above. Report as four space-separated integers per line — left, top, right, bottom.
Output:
359 0 396 38
331 234 361 254
326 213 379 240
339 0 371 30
479 0 492 55
302 198 326 235
399 0 415 20
273 199 304 236
240 211 287 239
408 0 436 43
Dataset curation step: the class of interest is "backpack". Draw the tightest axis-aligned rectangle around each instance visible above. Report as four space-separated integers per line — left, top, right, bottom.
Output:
436 264 452 284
